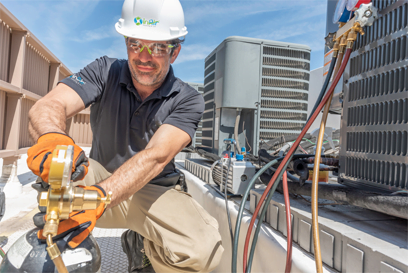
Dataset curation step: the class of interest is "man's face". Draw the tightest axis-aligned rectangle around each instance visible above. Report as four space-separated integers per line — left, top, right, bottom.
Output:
126 38 181 88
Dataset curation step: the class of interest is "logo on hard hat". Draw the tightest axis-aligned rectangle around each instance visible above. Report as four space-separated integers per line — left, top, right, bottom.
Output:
134 17 159 27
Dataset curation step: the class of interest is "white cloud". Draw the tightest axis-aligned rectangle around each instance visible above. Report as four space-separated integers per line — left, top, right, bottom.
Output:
247 1 327 51
20 1 102 57
71 25 117 42
173 44 215 64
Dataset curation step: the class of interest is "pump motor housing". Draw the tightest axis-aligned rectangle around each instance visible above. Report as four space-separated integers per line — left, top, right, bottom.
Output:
211 157 256 195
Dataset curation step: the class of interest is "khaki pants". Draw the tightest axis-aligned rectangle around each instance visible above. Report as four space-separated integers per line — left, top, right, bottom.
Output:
74 159 224 273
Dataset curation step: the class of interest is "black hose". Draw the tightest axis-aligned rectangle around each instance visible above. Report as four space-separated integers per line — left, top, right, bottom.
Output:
245 56 338 273
223 158 234 246
236 56 338 273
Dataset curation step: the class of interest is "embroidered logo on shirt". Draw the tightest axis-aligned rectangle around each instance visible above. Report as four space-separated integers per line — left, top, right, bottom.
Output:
70 74 86 85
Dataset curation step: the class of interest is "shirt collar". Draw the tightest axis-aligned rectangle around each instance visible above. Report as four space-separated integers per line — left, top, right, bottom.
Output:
120 61 180 99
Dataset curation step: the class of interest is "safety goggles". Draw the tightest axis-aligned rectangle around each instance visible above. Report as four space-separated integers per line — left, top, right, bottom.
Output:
127 39 176 57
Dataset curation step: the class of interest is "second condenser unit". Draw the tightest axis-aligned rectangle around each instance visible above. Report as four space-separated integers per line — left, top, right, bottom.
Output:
201 36 311 156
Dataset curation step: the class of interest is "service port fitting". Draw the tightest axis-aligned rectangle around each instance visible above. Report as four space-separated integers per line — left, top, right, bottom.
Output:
339 35 348 53
332 40 340 58
347 28 358 49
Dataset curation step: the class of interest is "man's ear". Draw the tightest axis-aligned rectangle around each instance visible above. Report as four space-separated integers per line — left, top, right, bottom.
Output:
170 44 181 64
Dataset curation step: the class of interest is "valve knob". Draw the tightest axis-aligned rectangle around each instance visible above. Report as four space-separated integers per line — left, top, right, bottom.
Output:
101 191 113 208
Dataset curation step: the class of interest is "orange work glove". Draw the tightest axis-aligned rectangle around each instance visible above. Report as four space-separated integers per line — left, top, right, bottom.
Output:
27 132 89 183
36 185 106 249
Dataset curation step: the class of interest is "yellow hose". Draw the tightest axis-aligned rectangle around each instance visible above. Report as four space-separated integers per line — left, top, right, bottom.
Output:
311 28 358 271
46 234 69 273
311 45 344 273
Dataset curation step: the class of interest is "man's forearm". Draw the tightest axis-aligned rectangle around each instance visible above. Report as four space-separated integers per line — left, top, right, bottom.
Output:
98 147 167 208
28 100 67 140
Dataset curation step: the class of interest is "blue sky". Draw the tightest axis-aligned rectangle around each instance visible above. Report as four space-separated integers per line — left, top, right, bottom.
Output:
2 0 328 83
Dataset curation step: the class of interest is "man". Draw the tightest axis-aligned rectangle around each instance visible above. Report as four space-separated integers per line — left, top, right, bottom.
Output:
26 0 224 272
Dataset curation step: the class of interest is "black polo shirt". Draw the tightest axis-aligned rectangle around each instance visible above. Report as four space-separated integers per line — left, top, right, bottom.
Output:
60 56 204 183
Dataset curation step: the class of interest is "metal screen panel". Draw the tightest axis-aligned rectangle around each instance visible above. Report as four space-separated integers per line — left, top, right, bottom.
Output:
186 82 204 147
23 43 50 96
69 114 92 145
259 45 310 142
340 0 408 192
19 98 35 148
0 20 11 82
202 52 216 149
0 90 6 150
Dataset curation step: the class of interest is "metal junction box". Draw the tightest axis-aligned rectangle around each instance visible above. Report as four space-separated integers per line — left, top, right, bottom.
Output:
201 36 311 156
339 0 408 192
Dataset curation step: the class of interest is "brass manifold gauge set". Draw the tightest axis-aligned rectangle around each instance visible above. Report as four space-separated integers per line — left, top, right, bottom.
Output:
328 3 377 52
39 145 112 273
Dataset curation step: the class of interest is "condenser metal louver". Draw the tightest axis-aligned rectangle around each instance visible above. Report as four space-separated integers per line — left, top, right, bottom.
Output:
259 44 310 142
186 82 204 147
339 0 408 192
202 53 216 150
202 36 311 156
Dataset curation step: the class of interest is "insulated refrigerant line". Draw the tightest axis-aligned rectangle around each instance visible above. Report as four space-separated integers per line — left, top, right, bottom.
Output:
243 49 351 273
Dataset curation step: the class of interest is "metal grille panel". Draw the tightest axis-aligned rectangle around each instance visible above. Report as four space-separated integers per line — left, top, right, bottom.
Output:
261 99 308 111
261 89 308 100
263 56 310 70
59 71 66 82
0 90 6 149
23 43 50 96
262 67 310 80
259 45 310 143
260 131 297 141
260 120 305 130
340 0 408 192
262 77 309 90
19 98 35 148
202 52 216 149
0 20 11 82
263 46 310 60
69 114 92 145
260 110 307 120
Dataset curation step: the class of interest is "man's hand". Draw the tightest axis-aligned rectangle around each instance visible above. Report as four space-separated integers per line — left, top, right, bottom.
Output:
27 132 89 183
35 185 106 248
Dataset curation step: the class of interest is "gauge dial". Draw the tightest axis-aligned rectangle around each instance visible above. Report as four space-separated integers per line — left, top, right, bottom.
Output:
333 0 351 24
346 0 371 11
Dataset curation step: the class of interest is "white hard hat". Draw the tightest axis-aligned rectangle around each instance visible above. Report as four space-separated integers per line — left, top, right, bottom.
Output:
115 0 188 41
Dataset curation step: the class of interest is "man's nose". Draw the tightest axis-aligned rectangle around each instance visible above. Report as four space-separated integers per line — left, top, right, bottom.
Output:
138 46 153 62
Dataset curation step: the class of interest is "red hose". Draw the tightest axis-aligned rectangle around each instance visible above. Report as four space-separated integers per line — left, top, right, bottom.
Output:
242 48 352 273
283 171 292 273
